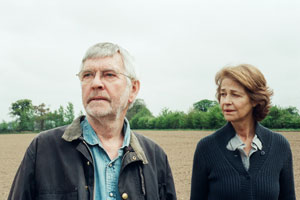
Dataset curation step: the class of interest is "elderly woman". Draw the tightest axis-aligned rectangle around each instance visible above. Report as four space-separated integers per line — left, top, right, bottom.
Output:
190 64 295 200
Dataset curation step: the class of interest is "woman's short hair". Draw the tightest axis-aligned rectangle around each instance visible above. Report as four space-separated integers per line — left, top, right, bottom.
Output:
215 64 273 121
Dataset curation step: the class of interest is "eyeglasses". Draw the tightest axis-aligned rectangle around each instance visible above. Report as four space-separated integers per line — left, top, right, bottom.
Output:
76 70 133 84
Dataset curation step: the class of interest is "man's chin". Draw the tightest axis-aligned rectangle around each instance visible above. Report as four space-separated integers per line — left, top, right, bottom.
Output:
85 106 112 118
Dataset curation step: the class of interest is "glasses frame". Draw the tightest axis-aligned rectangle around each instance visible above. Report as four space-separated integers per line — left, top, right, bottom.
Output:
76 69 133 83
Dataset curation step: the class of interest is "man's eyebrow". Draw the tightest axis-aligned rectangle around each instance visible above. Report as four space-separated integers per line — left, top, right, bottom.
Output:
102 69 118 72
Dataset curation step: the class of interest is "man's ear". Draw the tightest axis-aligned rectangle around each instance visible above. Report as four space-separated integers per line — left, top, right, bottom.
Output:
128 80 140 103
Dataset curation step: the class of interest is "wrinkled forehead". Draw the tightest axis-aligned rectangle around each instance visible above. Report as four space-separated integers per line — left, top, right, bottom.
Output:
82 53 125 72
220 77 246 93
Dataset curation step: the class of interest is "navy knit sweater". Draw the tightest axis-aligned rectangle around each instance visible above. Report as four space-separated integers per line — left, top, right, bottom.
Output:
190 122 296 200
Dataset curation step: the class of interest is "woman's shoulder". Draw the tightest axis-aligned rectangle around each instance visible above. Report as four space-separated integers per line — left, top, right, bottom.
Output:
257 123 291 148
195 130 221 151
196 123 233 147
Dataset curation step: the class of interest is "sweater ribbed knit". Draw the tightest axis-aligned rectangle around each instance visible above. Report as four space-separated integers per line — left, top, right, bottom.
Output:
190 122 296 200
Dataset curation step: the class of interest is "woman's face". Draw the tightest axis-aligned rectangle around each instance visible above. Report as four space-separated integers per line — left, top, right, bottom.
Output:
219 78 256 124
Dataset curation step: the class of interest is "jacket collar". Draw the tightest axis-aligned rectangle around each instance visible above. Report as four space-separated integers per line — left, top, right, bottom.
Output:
62 116 148 164
62 116 84 142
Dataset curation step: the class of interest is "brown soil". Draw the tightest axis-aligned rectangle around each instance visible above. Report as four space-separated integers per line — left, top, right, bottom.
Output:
1 131 299 200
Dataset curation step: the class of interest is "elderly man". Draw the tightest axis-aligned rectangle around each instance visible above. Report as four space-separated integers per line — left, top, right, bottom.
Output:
8 42 176 200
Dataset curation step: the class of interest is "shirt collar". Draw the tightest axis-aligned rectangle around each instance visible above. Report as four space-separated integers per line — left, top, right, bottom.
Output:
81 117 131 149
226 134 262 151
252 134 262 150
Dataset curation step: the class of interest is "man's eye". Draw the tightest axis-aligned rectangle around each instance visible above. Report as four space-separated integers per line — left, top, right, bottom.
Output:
104 72 117 77
82 72 94 79
220 93 226 96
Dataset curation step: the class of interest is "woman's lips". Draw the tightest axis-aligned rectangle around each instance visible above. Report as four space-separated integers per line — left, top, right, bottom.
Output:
224 109 235 113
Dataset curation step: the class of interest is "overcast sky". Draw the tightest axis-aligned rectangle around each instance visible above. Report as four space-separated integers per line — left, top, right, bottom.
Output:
1 0 299 121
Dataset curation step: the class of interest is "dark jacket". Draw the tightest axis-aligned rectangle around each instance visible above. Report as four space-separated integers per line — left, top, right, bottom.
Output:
8 116 177 200
190 122 295 200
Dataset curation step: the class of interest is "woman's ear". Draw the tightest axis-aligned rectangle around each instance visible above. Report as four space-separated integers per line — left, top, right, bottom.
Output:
252 101 258 108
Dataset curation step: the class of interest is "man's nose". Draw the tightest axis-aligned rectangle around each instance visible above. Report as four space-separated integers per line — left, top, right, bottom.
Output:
91 71 104 89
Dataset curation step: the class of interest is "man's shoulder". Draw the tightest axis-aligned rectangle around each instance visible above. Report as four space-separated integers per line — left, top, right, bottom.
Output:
29 125 71 149
132 131 167 155
35 125 69 140
132 131 160 146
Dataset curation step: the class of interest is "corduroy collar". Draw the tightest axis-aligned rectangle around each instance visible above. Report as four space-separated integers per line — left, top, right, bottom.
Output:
62 115 148 164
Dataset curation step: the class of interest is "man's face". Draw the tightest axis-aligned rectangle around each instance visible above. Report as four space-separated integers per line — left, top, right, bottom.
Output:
80 53 139 119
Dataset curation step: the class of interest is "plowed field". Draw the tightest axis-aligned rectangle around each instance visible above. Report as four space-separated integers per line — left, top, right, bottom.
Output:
1 131 299 199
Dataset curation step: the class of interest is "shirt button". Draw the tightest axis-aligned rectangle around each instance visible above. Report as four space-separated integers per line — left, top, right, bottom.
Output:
109 192 114 197
87 161 90 166
122 193 128 199
85 186 88 190
132 156 137 160
109 163 113 167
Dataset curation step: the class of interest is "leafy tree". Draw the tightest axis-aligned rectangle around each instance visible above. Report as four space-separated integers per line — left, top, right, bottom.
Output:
261 106 280 128
167 111 187 129
34 103 50 131
286 107 299 116
261 106 300 129
126 99 151 121
0 120 9 133
3 98 300 132
10 99 35 131
193 99 218 112
49 106 66 127
153 108 187 129
187 110 209 129
64 102 75 124
130 106 153 129
154 108 171 129
206 105 226 129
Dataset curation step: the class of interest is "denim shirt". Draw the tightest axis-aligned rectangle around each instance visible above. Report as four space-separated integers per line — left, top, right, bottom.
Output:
226 134 262 171
81 118 131 200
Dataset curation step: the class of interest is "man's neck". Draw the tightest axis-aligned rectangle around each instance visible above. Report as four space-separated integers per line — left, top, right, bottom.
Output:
87 115 125 140
86 114 126 160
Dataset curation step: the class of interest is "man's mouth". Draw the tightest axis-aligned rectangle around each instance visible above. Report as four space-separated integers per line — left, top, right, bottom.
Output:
88 96 110 104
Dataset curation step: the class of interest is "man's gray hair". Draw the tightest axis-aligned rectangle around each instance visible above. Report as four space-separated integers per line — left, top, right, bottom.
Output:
80 42 139 81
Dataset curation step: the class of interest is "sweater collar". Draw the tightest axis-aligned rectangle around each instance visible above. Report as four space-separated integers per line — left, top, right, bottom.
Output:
217 121 270 148
216 121 272 174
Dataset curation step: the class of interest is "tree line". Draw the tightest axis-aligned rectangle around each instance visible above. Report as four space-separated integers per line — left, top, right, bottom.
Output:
0 98 299 133
0 99 75 133
127 99 300 130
